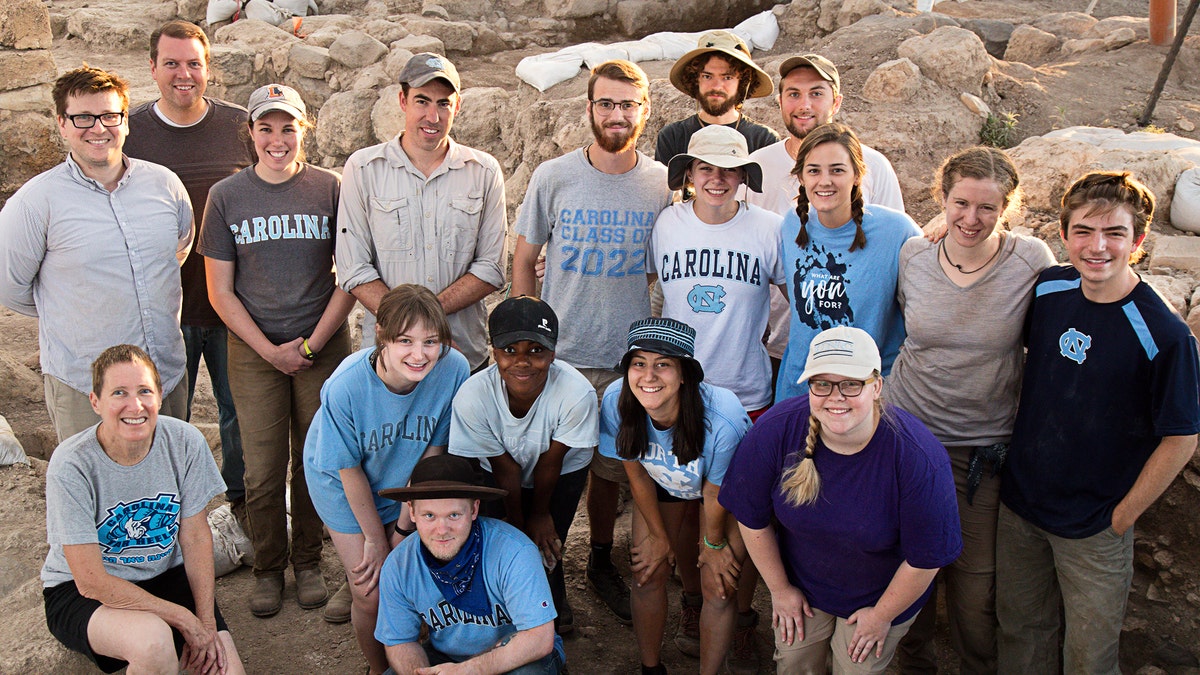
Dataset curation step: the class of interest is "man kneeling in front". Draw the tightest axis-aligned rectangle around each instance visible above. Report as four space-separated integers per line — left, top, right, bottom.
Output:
375 454 565 674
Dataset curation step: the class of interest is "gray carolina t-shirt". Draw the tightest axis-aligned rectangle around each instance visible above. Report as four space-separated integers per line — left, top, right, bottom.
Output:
41 416 225 587
887 232 1056 446
515 148 671 369
198 163 341 343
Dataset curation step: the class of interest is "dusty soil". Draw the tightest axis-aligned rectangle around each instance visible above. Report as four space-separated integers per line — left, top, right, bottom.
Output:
4 0 1200 673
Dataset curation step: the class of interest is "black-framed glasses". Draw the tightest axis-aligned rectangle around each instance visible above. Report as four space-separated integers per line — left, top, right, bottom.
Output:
590 99 644 114
65 112 126 129
809 377 876 398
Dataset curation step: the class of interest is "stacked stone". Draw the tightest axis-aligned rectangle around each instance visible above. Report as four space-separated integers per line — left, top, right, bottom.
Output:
0 0 59 205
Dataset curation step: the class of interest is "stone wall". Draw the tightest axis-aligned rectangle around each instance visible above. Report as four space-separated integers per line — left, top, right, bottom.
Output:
0 0 61 205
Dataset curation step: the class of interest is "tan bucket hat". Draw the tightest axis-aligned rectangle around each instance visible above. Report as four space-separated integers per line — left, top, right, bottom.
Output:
669 30 773 100
666 125 764 193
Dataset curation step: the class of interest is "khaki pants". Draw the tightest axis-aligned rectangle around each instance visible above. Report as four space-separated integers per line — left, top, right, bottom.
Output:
45 374 188 446
578 367 626 484
227 325 350 576
773 608 915 675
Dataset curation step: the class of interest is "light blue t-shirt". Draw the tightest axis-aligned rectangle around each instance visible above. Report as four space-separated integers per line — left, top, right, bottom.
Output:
375 517 565 664
776 204 920 402
304 346 469 533
449 360 598 488
598 380 750 500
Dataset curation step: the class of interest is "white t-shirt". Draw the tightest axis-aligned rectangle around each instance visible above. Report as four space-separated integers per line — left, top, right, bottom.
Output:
648 201 785 411
449 359 599 488
747 139 906 359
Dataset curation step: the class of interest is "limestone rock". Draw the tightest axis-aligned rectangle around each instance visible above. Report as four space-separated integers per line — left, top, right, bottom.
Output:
1088 16 1149 41
1152 237 1200 277
544 0 609 20
862 58 923 103
1031 12 1097 40
392 34 445 55
404 18 474 53
470 24 510 56
1008 136 1104 212
1103 28 1137 51
433 0 490 20
774 0 824 43
0 50 55 92
0 0 52 50
0 111 60 196
215 19 301 55
349 62 391 91
835 0 893 32
295 13 363 33
176 0 208 23
364 19 409 44
281 71 333 111
1142 273 1192 315
960 18 1014 59
384 47 417 81
897 26 991 96
289 43 331 79
1004 25 1061 66
316 89 379 158
0 83 51 112
210 45 254 86
66 10 154 52
371 83 403 143
1062 38 1104 56
421 3 450 19
454 86 512 160
960 92 989 117
329 30 388 68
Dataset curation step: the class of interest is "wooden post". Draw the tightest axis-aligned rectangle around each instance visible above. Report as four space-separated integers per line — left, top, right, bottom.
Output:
1140 0 1200 126
1150 0 1177 45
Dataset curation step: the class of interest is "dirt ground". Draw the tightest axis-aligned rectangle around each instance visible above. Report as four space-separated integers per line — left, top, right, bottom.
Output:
4 0 1200 673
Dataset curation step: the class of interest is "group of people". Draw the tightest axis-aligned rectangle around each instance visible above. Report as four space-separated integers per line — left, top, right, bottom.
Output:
1 16 1196 675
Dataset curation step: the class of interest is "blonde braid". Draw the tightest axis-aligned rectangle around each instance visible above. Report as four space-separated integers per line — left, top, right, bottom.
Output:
781 414 822 506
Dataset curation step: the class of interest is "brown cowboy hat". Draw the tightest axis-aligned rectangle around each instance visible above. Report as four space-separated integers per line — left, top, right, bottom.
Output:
378 455 507 502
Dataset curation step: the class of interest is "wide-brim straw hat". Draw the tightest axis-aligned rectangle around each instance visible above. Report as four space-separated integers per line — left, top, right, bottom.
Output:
669 30 773 99
666 125 764 193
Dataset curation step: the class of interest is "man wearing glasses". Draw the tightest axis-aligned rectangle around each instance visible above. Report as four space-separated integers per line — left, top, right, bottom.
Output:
511 60 671 629
0 65 193 445
655 31 778 166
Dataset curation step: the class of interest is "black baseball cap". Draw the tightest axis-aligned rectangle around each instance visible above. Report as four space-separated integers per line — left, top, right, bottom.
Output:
488 296 558 351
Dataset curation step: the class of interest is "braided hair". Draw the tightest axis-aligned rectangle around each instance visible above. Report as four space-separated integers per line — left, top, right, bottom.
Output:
780 413 822 506
790 123 868 252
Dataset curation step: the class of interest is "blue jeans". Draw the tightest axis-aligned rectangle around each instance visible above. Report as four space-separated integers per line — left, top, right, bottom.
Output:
380 643 563 675
182 324 244 502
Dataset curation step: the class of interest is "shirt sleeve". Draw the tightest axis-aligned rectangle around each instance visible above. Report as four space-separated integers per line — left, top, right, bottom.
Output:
307 378 365 472
374 547 423 645
703 393 752 488
0 193 46 316
430 353 470 448
1150 327 1200 436
178 423 226 518
464 157 507 290
334 155 384 293
866 155 905 213
551 379 600 449
448 378 509 459
896 416 962 569
196 184 236 261
173 174 195 266
597 383 624 461
493 529 557 631
45 451 103 547
513 165 552 246
718 412 792 530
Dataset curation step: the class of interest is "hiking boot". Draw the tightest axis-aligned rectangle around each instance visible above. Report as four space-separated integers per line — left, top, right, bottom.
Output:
323 581 352 624
295 568 328 609
587 552 632 625
250 573 284 617
555 599 575 636
724 610 761 675
673 594 701 657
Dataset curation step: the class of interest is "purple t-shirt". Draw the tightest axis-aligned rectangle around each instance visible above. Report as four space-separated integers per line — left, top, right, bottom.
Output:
719 396 961 622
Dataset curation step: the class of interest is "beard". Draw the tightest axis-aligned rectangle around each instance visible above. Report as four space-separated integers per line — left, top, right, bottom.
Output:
699 91 738 118
590 113 645 154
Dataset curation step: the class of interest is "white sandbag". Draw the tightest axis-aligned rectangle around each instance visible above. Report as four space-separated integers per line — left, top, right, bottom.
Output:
274 0 312 17
243 0 294 26
206 0 240 25
573 42 627 70
732 10 779 51
1172 167 1200 234
646 31 702 60
0 415 28 467
516 51 585 92
209 504 254 577
613 39 664 63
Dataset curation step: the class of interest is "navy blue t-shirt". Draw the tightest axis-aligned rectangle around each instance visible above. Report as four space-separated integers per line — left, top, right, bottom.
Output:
1002 265 1200 538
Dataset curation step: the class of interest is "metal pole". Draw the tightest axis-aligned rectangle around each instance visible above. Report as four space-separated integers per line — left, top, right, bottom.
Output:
1140 0 1200 126
1151 0 1178 45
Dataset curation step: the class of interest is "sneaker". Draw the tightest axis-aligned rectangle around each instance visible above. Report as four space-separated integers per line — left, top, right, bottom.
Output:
323 581 352 624
587 553 632 625
724 611 761 675
673 595 701 657
250 574 284 617
295 568 329 609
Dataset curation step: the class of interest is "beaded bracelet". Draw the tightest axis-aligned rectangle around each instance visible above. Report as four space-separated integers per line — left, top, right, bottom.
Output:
703 535 728 550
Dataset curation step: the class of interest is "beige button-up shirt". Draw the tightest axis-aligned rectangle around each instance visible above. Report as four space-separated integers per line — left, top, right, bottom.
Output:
336 135 507 368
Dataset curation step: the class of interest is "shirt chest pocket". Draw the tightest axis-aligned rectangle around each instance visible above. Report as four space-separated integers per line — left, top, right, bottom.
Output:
441 195 483 264
369 196 415 261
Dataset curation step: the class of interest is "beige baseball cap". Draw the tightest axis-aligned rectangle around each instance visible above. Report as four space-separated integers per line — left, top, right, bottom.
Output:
778 53 841 93
797 326 881 384
397 52 461 94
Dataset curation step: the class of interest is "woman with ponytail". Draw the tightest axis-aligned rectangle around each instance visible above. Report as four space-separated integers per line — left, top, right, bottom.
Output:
598 318 751 675
775 123 921 402
720 327 960 674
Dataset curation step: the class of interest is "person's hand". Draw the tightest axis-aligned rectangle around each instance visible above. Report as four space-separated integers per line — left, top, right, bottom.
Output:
351 535 390 598
630 532 673 587
417 661 477 674
534 255 546 281
525 512 561 569
922 216 947 242
697 543 739 600
265 337 313 376
771 584 812 646
845 605 892 663
178 613 227 675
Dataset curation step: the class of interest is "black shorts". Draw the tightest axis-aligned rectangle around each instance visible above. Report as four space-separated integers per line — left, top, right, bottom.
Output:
655 482 696 503
43 564 228 673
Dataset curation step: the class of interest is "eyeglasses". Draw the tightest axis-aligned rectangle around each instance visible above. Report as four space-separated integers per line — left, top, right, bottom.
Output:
809 377 876 398
590 99 644 114
65 112 126 129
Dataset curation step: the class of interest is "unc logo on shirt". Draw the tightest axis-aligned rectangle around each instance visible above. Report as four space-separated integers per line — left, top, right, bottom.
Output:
1059 328 1092 364
97 493 181 555
688 285 726 313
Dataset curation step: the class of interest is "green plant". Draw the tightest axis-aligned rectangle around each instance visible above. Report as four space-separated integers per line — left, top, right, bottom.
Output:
980 111 1020 148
